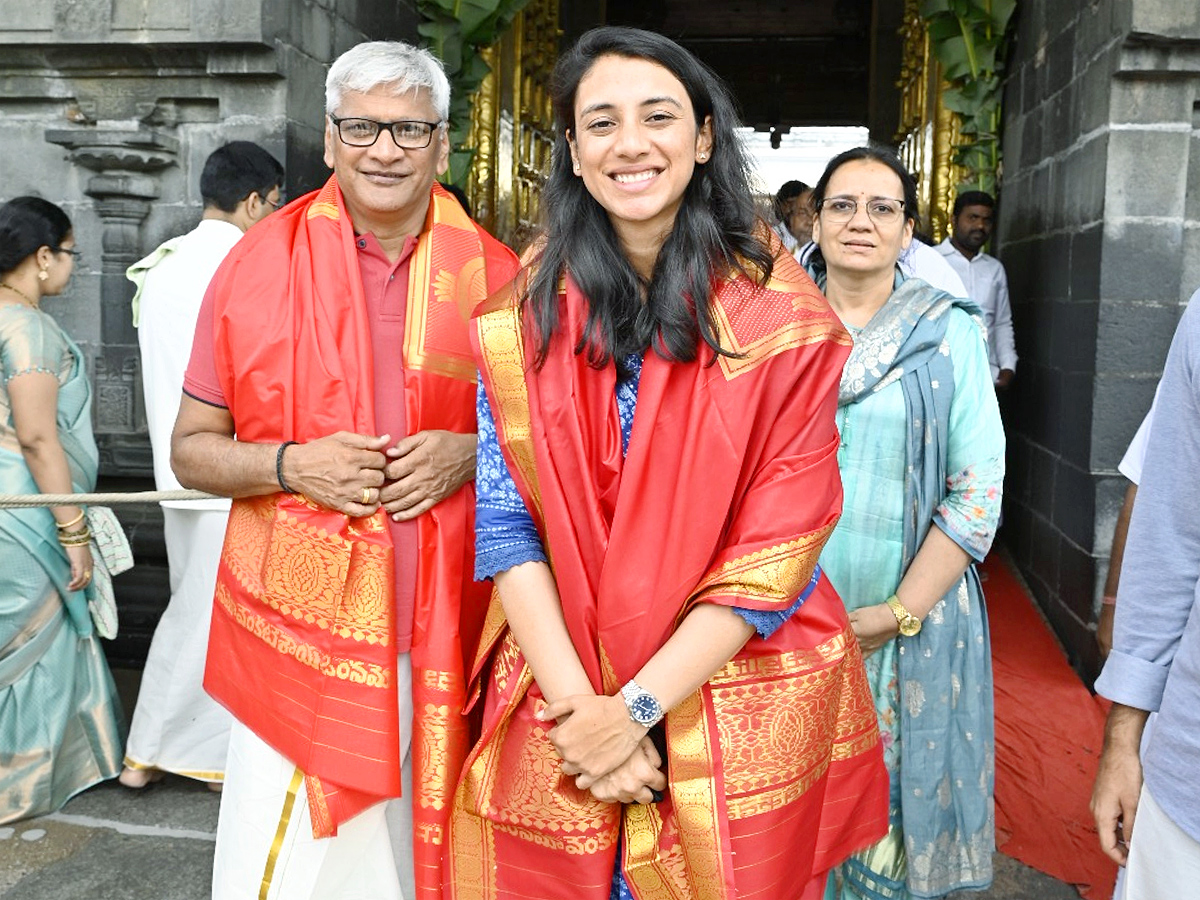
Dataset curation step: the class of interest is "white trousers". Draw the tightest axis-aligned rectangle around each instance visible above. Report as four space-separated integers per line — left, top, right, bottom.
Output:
124 507 232 780
211 654 414 900
1120 783 1200 900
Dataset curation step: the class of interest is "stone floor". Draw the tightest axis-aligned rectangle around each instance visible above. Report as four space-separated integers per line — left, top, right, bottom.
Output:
0 669 1092 900
0 778 1087 899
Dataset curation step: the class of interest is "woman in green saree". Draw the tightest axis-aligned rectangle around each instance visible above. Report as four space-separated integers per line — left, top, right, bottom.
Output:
0 196 124 823
806 149 1005 899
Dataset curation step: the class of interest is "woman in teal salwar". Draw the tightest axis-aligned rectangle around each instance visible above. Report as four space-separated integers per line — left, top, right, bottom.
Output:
0 197 124 823
807 149 1004 899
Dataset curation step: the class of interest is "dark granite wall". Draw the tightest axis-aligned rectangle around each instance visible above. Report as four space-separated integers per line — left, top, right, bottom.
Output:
998 0 1200 680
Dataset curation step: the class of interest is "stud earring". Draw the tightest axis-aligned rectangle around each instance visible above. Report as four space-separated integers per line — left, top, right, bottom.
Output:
698 153 707 161
38 268 49 282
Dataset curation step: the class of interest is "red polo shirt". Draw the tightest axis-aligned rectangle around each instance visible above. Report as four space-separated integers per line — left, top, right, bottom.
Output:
185 232 420 650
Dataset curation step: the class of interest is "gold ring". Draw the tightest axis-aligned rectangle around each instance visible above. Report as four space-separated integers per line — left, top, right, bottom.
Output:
82 571 92 581
362 487 371 505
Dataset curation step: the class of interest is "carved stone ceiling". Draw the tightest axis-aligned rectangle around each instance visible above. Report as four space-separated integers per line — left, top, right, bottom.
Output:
604 0 876 130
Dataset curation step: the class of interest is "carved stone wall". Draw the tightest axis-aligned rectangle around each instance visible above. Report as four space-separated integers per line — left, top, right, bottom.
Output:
0 0 419 665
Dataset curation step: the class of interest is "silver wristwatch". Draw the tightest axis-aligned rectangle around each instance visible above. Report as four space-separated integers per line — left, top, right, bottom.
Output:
620 679 665 728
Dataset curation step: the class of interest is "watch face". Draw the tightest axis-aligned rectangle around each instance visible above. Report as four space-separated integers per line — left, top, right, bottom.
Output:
899 616 921 637
629 693 662 725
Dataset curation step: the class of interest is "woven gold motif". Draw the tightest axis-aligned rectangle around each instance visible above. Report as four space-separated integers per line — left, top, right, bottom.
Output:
486 714 614 842
224 501 392 646
417 702 453 812
491 630 524 698
830 634 882 761
624 804 694 900
709 277 850 381
449 799 496 900
708 625 880 819
222 499 272 593
492 821 617 855
214 581 390 687
402 196 483 382
713 668 840 819
434 257 488 323
693 523 833 608
662 692 730 900
422 669 457 692
712 629 849 683
471 590 509 681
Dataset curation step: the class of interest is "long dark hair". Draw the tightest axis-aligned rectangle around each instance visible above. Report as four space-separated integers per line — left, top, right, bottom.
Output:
524 26 773 370
0 197 72 275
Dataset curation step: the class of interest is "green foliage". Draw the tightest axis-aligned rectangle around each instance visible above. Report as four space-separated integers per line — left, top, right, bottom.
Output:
920 0 1017 194
417 0 533 185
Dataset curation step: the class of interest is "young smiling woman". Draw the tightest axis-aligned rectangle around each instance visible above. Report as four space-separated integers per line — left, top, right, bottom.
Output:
450 26 889 900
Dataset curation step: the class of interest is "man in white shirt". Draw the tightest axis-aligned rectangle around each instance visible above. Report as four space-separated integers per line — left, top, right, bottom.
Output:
120 141 283 790
937 191 1017 388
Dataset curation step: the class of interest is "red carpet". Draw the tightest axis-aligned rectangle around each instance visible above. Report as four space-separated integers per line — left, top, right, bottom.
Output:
982 555 1118 899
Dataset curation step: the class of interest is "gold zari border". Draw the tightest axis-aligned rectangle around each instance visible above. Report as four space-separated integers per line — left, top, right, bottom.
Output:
476 296 543 522
692 523 834 608
214 582 391 689
711 288 851 381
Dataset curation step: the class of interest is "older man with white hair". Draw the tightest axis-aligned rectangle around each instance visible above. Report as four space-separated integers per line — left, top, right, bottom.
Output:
171 41 518 900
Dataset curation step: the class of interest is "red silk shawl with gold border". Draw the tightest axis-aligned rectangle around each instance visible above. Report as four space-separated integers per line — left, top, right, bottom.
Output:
455 249 889 900
203 178 518 873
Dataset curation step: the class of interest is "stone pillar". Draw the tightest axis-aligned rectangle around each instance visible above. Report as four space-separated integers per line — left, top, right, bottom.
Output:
45 129 178 475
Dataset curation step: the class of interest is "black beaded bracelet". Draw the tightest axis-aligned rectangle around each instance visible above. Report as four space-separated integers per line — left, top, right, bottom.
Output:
276 441 297 493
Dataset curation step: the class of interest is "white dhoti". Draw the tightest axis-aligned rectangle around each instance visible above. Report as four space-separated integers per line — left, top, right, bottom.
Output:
211 654 414 900
1120 784 1200 900
124 506 233 782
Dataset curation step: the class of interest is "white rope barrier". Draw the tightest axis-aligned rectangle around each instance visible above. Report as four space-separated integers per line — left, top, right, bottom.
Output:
0 490 220 508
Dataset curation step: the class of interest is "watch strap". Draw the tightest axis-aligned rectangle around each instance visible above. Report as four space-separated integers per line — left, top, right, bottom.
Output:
885 593 921 633
620 679 665 728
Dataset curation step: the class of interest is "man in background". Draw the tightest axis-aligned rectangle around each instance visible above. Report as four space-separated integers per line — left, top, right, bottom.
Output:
937 190 1017 388
121 140 283 791
773 179 814 258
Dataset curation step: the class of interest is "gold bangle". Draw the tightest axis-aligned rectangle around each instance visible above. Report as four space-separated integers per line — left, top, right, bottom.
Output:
55 510 86 531
57 530 92 547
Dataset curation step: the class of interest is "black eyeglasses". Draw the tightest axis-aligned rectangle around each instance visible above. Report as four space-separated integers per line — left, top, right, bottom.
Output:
53 247 83 259
329 115 442 149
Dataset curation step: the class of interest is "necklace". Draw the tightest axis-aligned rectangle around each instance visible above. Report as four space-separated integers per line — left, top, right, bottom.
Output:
0 282 38 309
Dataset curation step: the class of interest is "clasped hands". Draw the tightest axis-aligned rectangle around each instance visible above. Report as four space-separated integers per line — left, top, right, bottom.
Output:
280 429 475 519
539 694 667 806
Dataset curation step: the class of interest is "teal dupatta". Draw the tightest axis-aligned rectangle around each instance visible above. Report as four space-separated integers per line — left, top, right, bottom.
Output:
813 266 998 898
